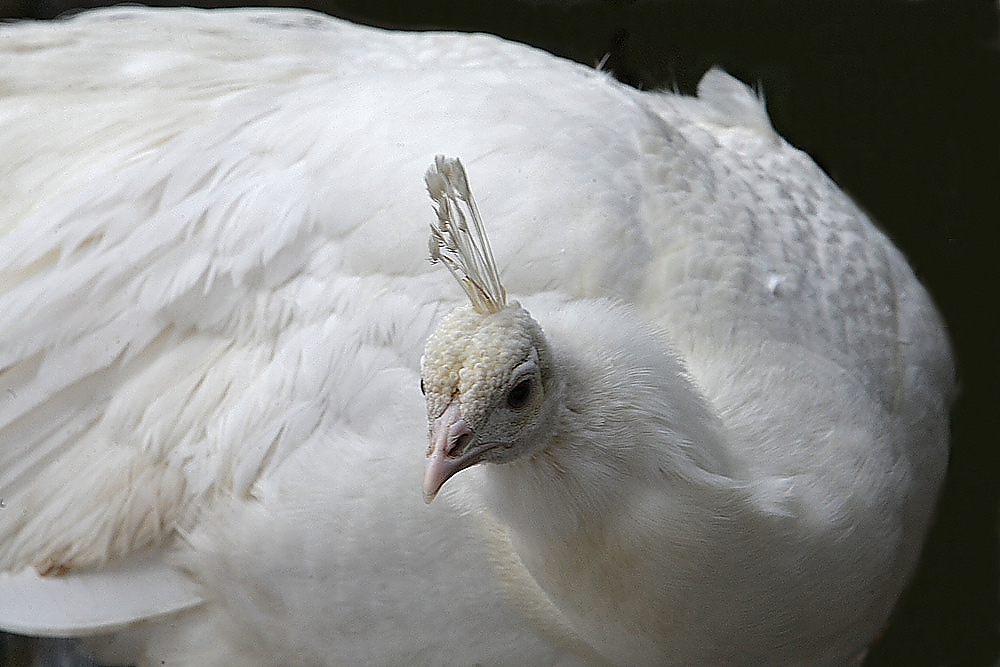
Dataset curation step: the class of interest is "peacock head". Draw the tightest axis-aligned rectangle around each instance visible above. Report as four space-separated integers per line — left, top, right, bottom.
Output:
420 156 558 503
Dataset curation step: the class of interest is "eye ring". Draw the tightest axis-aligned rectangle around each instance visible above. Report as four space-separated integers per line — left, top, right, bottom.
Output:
506 378 532 410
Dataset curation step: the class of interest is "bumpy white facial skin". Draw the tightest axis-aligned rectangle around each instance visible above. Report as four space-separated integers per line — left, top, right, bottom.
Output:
421 303 548 431
421 302 560 500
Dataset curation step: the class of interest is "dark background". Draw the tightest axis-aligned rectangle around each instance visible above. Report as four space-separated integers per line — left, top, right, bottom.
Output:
0 1 997 665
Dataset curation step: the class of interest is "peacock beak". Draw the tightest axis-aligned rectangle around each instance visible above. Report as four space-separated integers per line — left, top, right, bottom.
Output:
423 401 477 503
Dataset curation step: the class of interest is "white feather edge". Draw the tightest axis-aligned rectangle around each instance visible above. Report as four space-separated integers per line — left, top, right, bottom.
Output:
0 552 202 636
693 67 776 138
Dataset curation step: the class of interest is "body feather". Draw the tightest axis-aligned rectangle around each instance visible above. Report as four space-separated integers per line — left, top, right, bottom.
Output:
0 8 952 666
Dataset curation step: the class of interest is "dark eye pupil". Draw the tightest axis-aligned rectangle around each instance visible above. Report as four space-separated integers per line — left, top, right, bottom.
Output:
507 379 532 409
420 378 426 395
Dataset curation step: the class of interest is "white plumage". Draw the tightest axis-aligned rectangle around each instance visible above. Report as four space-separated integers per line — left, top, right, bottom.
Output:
0 7 953 666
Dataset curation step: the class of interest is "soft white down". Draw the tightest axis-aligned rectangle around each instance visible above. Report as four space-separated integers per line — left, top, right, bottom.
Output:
0 7 953 667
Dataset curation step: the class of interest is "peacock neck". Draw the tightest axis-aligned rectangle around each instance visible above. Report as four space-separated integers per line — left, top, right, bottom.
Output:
466 300 747 665
478 298 739 543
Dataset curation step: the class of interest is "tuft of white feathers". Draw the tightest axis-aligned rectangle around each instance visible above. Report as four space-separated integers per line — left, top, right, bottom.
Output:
426 156 507 314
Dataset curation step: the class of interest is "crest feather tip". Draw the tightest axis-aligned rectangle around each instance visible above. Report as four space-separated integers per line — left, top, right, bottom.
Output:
425 156 508 314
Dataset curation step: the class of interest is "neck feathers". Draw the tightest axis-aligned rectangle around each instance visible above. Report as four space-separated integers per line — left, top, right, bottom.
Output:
480 298 734 538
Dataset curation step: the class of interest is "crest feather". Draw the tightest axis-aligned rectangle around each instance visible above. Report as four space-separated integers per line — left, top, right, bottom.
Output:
425 156 507 314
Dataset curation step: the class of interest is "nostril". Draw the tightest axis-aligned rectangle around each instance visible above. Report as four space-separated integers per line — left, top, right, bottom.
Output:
448 429 472 456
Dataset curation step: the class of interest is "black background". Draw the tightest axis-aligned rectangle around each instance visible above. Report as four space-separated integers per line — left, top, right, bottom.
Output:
0 1 997 665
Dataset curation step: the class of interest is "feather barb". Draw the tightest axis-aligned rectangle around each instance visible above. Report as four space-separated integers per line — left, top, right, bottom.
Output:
425 156 507 314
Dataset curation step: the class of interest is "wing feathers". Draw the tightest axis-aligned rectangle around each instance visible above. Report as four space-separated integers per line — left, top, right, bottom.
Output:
0 552 202 636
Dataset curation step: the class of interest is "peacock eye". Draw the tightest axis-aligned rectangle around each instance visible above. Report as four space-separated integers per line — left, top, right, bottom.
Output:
506 378 532 410
420 378 426 395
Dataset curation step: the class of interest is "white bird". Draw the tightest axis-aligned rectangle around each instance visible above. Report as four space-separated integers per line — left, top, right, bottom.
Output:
0 6 954 667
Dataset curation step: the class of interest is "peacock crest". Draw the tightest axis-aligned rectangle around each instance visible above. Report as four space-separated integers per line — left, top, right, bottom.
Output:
425 155 507 314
